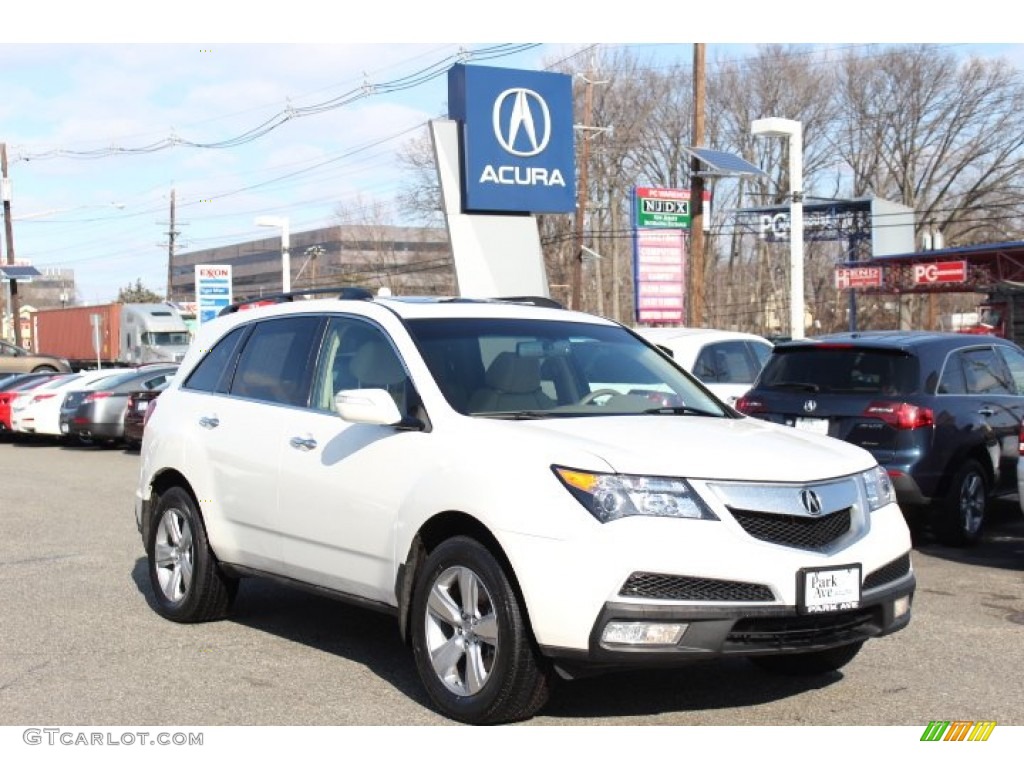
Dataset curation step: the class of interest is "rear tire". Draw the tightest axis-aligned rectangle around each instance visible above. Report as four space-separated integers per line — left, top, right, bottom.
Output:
147 487 237 622
410 536 551 724
749 641 863 676
937 460 987 547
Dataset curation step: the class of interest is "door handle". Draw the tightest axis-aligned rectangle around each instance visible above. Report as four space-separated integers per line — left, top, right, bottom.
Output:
977 407 995 417
198 415 220 429
289 436 318 451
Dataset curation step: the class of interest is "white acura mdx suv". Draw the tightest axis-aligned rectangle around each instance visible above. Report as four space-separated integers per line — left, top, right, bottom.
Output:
134 289 915 724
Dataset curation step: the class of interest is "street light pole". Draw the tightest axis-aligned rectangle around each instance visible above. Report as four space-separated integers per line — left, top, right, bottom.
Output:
1 142 23 346
255 216 291 293
752 118 804 340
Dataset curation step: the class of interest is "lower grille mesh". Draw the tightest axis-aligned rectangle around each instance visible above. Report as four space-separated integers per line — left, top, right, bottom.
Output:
619 572 774 602
727 608 879 648
863 553 911 590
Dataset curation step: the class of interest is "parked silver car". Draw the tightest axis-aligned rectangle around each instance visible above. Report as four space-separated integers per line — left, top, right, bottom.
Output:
61 366 177 445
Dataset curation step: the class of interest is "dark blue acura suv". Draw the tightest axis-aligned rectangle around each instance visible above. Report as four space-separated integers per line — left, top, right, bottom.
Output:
737 331 1024 546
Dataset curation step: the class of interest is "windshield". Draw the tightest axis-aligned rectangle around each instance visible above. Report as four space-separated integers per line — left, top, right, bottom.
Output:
407 318 727 418
141 331 190 346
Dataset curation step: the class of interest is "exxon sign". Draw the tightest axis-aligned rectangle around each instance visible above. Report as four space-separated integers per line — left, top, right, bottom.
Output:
448 64 576 214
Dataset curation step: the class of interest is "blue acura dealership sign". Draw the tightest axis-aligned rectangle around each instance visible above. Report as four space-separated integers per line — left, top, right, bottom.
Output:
448 64 576 214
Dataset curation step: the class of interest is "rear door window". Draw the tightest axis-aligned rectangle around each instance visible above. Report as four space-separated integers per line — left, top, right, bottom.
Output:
693 341 759 384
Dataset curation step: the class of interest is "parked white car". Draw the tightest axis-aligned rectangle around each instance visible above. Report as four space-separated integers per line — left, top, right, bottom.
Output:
635 327 772 405
135 292 914 724
11 368 134 437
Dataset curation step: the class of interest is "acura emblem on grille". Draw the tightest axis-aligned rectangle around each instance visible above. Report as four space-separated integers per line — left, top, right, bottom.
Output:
800 489 823 516
803 399 817 413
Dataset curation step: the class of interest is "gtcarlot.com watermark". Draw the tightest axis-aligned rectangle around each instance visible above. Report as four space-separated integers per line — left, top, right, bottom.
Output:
23 728 203 747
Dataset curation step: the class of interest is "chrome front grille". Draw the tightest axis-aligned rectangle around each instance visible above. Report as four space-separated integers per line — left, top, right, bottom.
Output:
730 507 852 551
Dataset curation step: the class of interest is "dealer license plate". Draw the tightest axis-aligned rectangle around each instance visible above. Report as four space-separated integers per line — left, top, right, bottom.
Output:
798 565 861 614
794 417 829 435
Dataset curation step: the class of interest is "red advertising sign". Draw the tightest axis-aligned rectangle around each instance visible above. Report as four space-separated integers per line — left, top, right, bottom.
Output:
912 261 968 285
634 229 685 323
834 266 883 290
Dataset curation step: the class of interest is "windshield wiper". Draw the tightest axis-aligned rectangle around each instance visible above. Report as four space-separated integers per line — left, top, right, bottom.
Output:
765 381 820 393
642 406 719 417
474 410 559 420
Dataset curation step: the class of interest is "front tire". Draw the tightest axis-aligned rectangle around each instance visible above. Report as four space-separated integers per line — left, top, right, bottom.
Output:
147 487 237 622
750 641 864 676
410 536 551 724
937 460 987 547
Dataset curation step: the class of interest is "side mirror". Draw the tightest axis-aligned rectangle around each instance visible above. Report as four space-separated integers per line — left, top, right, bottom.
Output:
335 388 403 426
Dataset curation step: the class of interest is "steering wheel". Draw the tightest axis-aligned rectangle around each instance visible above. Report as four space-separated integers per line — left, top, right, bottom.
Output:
578 388 621 406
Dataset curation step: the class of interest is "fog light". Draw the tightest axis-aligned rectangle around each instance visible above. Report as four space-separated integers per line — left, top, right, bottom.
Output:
600 622 687 648
893 595 911 619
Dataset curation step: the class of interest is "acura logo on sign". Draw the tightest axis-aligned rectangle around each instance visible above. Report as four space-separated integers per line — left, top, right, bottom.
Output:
800 489 823 516
803 399 817 413
492 88 551 157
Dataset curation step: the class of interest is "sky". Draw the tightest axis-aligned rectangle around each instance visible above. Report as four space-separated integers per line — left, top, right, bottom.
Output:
0 3 1021 307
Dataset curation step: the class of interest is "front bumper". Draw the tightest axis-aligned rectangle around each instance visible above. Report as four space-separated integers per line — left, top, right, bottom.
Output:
541 573 914 672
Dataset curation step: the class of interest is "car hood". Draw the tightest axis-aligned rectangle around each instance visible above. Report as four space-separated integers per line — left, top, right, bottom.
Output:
480 414 876 482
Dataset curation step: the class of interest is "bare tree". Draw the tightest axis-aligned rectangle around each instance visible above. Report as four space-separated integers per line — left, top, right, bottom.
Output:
836 45 1024 245
333 196 454 295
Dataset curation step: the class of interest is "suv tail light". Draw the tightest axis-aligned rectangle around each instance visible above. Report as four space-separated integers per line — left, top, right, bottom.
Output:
863 401 934 430
734 395 765 414
143 396 158 427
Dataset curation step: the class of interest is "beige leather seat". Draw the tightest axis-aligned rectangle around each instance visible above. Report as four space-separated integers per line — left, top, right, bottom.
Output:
468 352 556 412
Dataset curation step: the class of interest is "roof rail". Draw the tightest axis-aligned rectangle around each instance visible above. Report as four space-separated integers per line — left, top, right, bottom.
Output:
217 286 376 316
494 296 564 309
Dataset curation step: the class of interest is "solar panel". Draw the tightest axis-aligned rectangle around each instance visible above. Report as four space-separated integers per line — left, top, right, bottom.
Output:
0 265 42 281
684 147 765 178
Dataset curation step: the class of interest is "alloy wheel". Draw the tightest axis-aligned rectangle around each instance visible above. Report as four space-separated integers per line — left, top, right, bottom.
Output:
154 508 194 603
423 565 498 696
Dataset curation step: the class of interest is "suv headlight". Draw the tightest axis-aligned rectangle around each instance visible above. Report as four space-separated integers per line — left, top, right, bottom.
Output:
554 466 718 523
860 465 896 512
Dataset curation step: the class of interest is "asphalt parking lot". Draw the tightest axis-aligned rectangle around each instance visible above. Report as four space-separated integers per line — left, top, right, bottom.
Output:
0 436 1022 727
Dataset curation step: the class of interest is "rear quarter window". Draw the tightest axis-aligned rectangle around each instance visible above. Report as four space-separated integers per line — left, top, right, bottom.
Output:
183 326 248 393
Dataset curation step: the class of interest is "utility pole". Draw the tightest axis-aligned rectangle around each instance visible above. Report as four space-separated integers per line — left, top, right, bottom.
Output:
165 188 177 301
1 143 23 346
688 44 707 328
571 58 610 313
571 72 594 313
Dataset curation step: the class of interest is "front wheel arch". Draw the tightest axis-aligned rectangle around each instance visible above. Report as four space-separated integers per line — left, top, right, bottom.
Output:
397 511 523 645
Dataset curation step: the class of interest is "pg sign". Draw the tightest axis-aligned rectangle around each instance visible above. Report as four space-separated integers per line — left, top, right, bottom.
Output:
448 64 576 213
912 261 968 285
